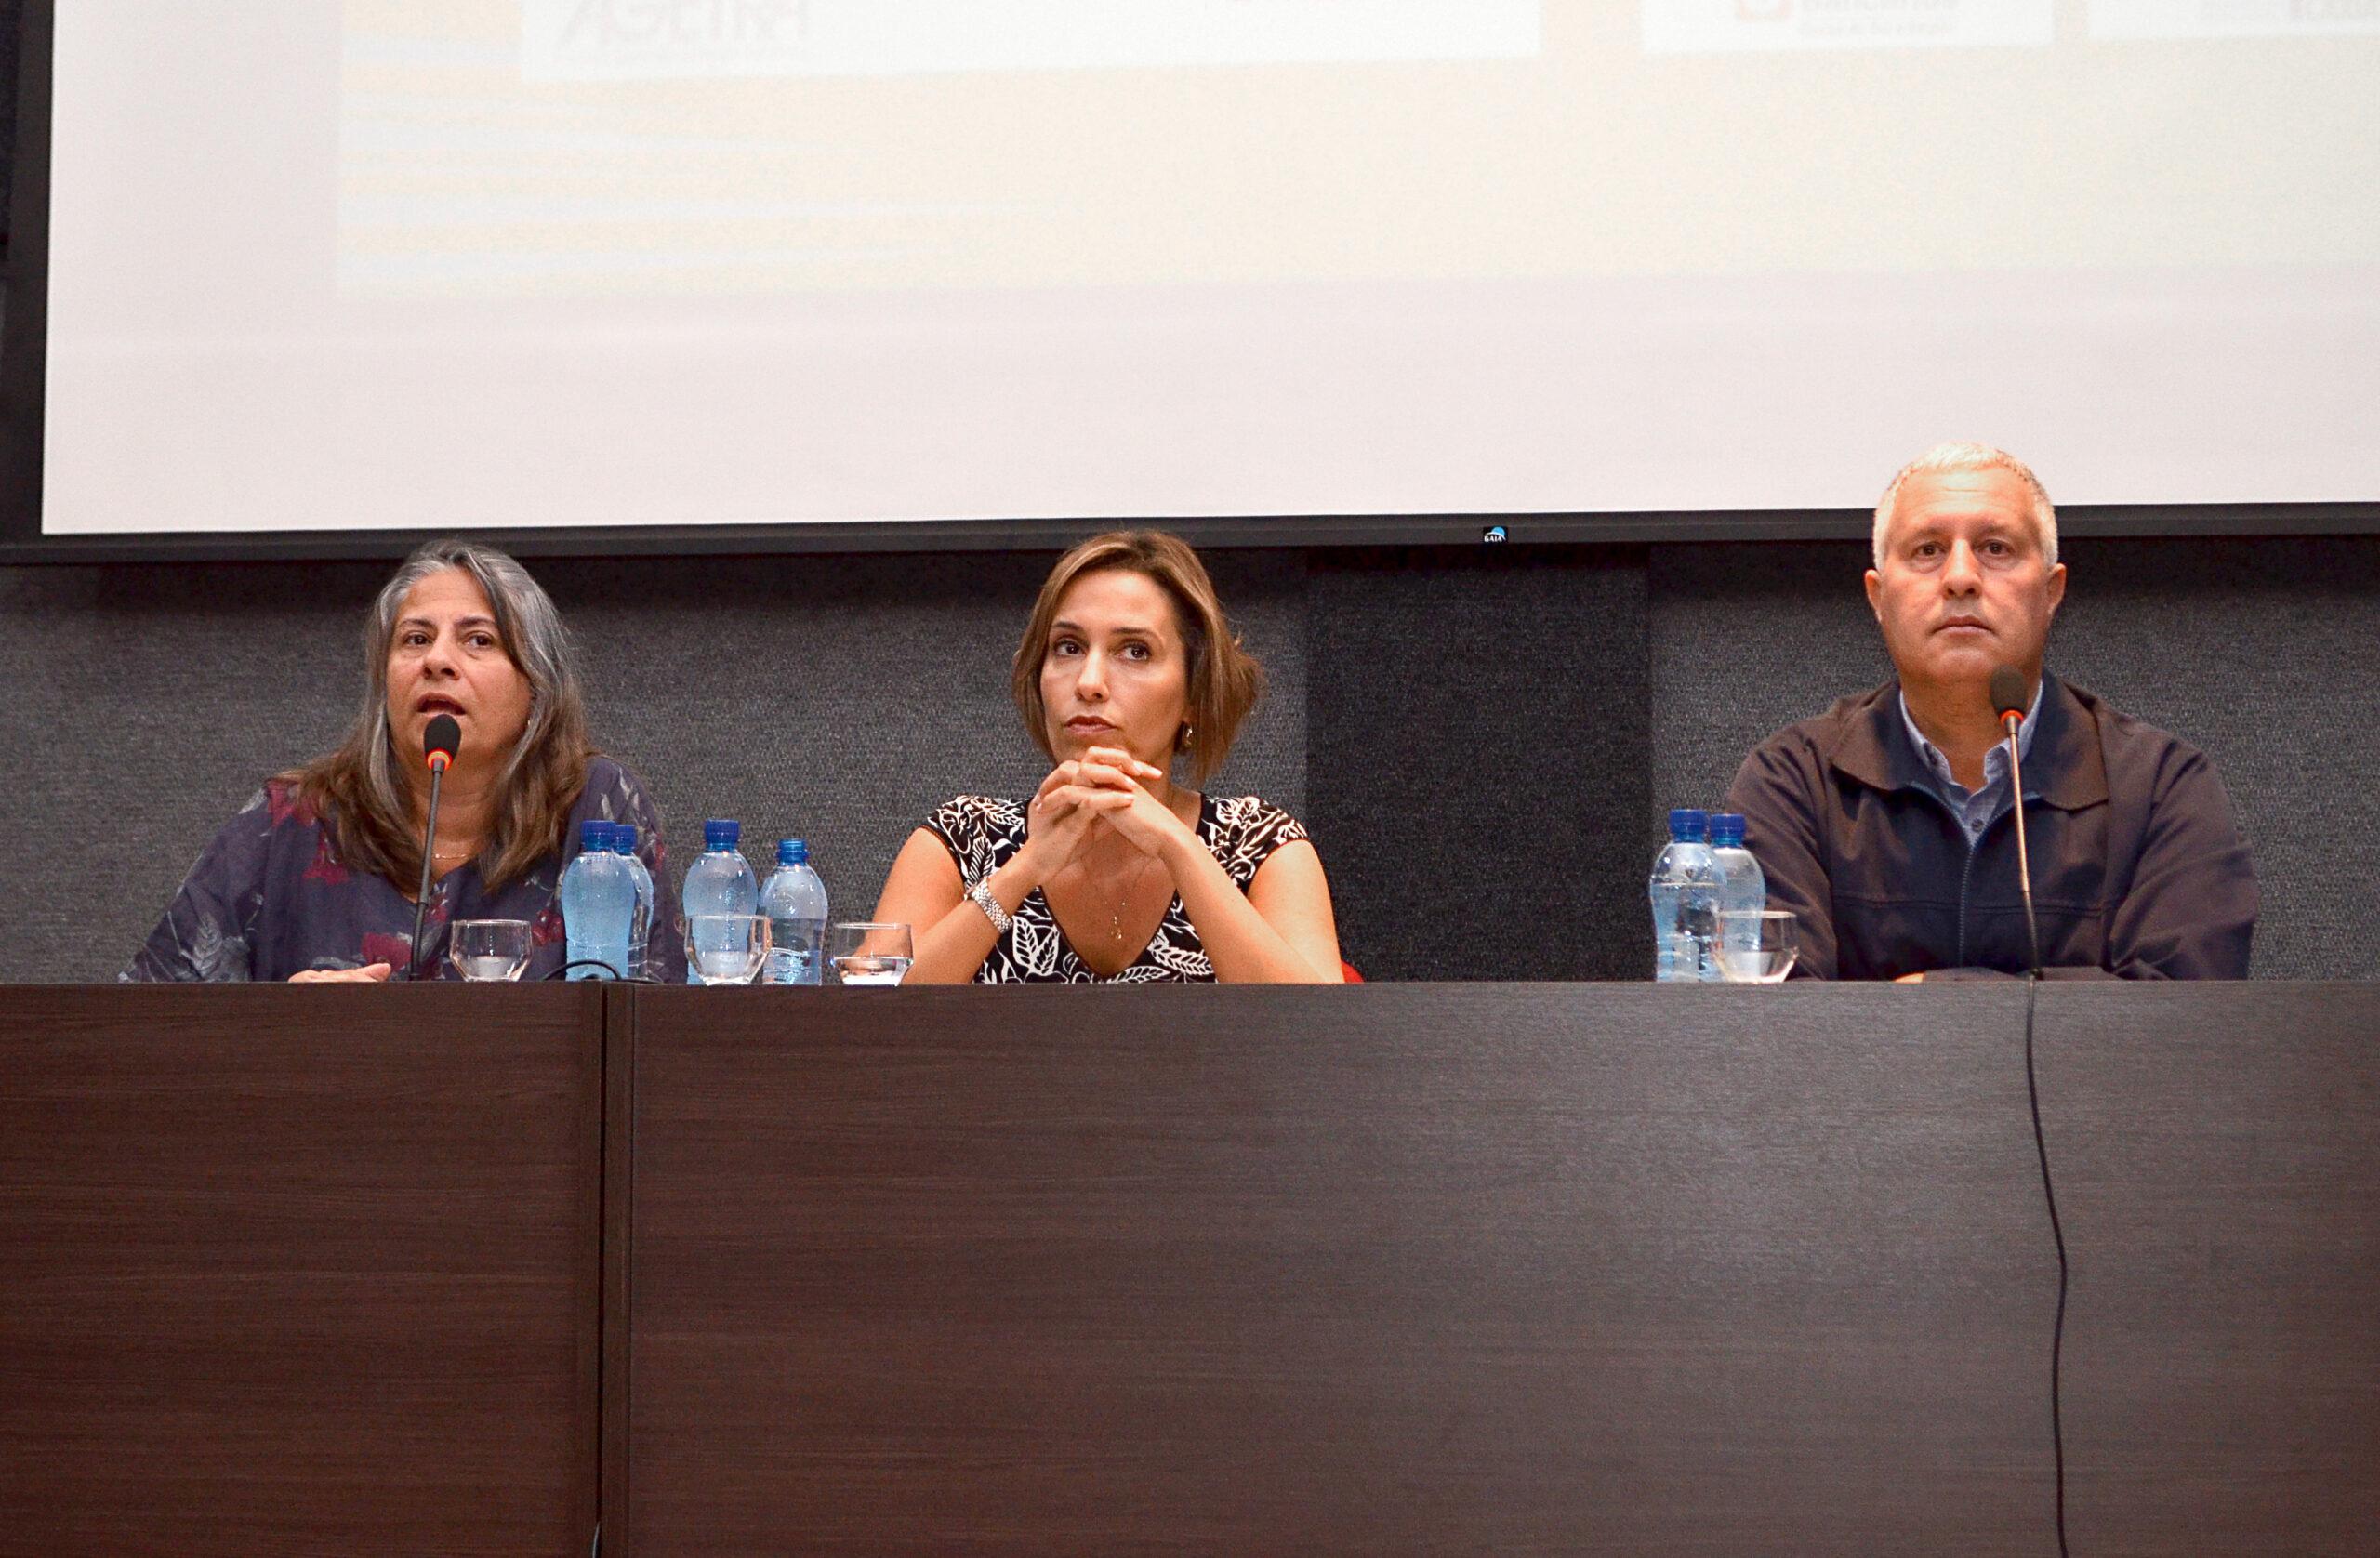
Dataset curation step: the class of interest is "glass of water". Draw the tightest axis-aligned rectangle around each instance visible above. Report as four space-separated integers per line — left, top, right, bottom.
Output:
827 922 914 986
1715 909 1799 984
687 913 771 986
449 918 533 982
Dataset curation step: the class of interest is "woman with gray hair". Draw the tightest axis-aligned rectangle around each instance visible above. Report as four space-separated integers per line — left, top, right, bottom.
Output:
126 541 681 982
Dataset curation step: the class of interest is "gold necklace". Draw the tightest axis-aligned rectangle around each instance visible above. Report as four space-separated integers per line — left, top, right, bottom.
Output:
1110 852 1161 944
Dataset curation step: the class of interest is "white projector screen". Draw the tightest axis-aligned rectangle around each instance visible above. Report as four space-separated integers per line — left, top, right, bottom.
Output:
20 0 2380 544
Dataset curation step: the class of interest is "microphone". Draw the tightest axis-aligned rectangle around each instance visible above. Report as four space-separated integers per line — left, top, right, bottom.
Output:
1991 664 2070 1555
424 713 460 773
1989 667 2043 976
407 714 462 981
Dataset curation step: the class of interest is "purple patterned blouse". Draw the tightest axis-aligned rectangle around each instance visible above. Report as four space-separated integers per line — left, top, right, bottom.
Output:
123 756 682 983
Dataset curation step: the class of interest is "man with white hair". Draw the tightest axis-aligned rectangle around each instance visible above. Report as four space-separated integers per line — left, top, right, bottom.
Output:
1723 442 2256 980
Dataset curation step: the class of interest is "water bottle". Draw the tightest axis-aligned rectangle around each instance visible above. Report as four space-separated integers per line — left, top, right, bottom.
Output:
1649 808 1719 983
680 819 760 984
1707 812 1766 982
758 838 829 986
559 819 635 981
607 821 655 981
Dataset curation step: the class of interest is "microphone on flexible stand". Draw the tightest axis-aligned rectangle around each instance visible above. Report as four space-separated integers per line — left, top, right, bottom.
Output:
1994 663 2069 1556
1990 666 2043 977
407 714 462 982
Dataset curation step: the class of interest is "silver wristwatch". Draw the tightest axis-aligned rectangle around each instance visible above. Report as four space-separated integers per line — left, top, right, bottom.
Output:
967 879 1013 935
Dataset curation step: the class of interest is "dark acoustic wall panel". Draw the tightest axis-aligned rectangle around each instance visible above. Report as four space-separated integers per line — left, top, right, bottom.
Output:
1647 535 2380 980
1305 546 1649 981
6 534 2371 983
0 548 1306 984
2040 537 2380 981
0 561 373 985
1647 539 1889 831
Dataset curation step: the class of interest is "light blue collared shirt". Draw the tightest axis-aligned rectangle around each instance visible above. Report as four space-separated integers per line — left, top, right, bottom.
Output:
1897 675 2044 845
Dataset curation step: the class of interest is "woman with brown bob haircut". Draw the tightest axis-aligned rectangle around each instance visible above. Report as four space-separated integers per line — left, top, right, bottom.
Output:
875 531 1342 983
126 540 681 983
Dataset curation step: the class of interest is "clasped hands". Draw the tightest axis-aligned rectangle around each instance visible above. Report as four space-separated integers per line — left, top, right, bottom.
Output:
1020 746 1194 878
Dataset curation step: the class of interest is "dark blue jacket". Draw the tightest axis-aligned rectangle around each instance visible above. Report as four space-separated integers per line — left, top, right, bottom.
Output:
1724 678 2256 980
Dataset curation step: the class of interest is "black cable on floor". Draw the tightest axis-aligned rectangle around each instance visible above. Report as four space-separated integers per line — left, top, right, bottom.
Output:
2021 971 2070 1556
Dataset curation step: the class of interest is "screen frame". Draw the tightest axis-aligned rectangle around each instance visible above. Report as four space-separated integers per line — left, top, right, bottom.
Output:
4 0 2374 567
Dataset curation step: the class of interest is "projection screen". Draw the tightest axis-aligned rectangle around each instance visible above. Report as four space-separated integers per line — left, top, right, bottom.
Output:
6 0 2377 556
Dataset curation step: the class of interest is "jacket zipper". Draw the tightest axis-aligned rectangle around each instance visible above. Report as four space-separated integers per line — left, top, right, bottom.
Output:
1949 786 2028 970
1911 785 1982 969
1955 833 1977 968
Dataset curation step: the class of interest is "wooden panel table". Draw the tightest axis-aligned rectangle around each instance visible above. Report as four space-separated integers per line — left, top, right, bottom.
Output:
2042 981 2380 1557
8 981 2373 1553
610 983 2072 1555
0 984 604 1558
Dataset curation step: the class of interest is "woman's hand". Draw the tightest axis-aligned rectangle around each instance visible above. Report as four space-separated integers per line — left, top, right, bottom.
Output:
1017 760 1103 878
1057 746 1197 860
1019 747 1170 875
289 962 393 984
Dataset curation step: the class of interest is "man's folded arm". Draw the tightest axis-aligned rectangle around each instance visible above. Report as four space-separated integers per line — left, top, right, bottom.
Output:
2107 746 2257 980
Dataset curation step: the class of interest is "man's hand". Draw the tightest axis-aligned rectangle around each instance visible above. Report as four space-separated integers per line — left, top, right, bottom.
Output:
1894 971 1926 984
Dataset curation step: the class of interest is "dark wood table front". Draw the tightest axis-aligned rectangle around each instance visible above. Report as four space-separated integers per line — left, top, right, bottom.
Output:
8 982 2373 1555
613 982 2080 1555
0 984 603 1558
2042 982 2380 1556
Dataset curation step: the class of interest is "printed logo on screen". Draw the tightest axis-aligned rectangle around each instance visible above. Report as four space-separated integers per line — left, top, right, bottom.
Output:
1645 0 2054 52
2089 0 2380 36
524 0 1542 83
525 0 818 81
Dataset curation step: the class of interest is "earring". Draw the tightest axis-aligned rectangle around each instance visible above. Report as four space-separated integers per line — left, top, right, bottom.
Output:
1178 724 1195 752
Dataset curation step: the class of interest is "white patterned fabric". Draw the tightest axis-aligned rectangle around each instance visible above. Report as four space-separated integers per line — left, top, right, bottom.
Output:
924 793 1311 984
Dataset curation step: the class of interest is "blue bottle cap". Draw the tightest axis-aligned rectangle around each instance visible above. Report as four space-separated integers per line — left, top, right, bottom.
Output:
704 819 740 851
578 819 609 852
1668 808 1709 841
1709 812 1746 845
777 838 808 865
612 824 640 854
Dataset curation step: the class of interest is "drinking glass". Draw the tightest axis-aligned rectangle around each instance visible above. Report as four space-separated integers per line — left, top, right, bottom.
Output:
687 913 771 986
1715 909 1798 984
827 922 914 986
448 918 532 982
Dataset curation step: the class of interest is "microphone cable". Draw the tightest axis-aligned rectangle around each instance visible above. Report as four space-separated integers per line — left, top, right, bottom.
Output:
547 958 645 981
2021 969 2069 1558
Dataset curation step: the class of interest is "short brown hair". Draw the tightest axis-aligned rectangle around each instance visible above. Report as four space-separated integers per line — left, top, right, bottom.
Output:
1012 531 1264 786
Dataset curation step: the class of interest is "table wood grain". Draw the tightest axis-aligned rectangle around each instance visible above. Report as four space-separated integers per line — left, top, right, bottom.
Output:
2042 981 2380 1557
0 984 602 1557
618 982 2061 1556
